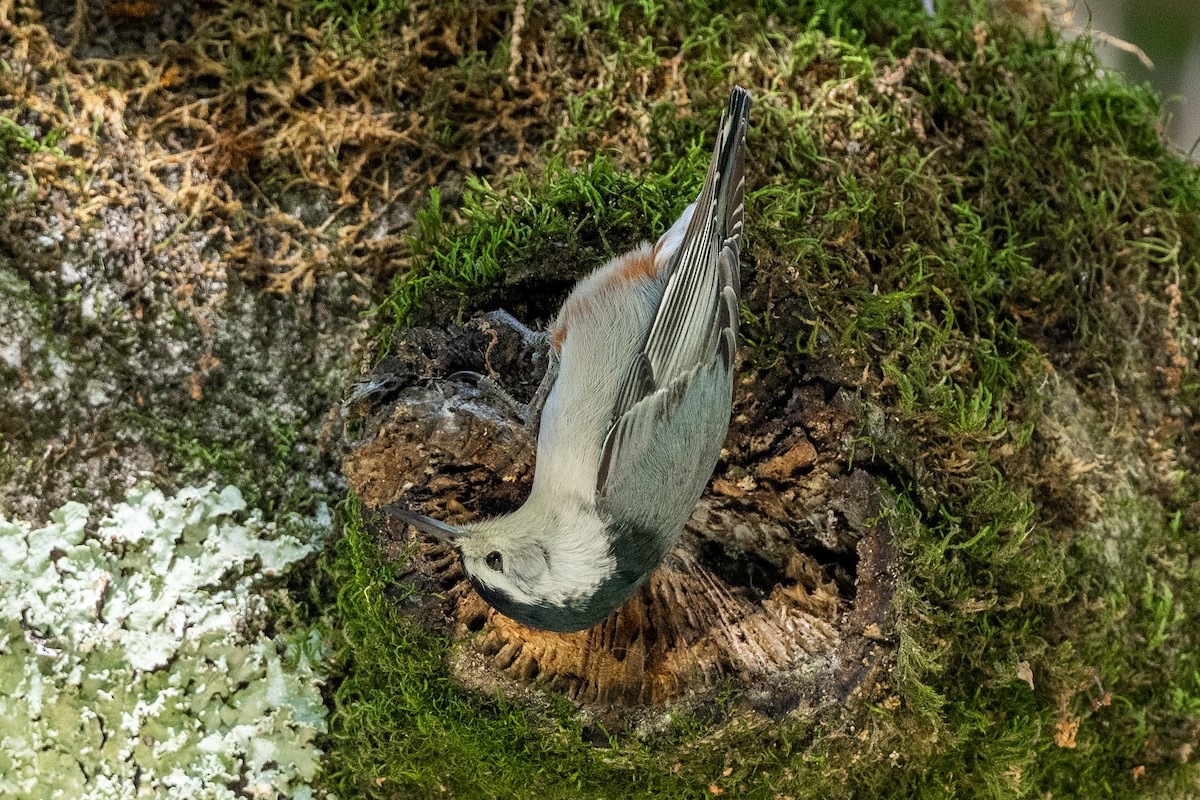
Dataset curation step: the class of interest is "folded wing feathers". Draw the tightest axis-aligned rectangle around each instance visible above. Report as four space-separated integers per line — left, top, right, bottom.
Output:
596 87 750 497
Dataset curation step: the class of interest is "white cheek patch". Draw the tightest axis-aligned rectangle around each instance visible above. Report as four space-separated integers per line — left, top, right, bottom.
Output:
459 463 622 616
532 510 616 607
466 508 617 610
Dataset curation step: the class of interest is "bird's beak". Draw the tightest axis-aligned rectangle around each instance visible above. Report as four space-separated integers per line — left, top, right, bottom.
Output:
381 504 468 543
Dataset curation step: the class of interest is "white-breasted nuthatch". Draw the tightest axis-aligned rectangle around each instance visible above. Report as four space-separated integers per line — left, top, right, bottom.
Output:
388 86 751 633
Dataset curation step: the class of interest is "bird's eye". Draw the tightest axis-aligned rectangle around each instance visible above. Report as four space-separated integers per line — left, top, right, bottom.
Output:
485 551 503 572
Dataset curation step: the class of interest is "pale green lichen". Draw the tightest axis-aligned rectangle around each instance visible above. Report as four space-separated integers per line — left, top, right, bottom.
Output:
0 484 331 799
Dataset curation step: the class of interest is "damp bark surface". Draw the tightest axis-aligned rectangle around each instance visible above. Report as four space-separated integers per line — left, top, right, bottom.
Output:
344 310 897 722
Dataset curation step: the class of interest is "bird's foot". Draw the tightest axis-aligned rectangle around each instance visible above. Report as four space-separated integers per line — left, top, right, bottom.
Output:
522 356 558 443
477 309 545 349
463 309 557 430
447 370 528 420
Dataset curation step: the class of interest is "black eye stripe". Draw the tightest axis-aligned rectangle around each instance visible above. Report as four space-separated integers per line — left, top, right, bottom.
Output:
485 551 503 571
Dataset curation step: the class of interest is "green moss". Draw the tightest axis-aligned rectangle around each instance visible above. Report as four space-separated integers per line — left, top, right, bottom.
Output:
142 411 319 514
324 1 1200 798
0 114 67 167
377 151 707 339
306 0 409 43
324 497 690 799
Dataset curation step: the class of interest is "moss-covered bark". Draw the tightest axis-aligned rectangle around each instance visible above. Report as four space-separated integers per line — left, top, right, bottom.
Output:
2 0 1198 798
331 4 1200 798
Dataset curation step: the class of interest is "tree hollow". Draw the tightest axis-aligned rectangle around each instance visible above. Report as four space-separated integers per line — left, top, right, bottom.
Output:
343 312 896 722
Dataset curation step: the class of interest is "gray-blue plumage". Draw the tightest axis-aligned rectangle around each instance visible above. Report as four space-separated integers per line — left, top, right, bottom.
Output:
386 87 751 633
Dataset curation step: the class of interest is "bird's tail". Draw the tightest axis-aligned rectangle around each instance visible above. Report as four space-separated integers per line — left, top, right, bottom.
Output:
705 86 751 370
637 85 751 382
711 86 751 286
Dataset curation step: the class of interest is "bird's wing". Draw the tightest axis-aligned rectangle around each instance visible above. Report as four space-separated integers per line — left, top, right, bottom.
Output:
596 86 750 497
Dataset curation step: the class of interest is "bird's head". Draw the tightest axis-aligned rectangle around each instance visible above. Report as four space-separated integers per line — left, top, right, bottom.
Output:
457 517 556 613
383 505 559 613
382 503 622 632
